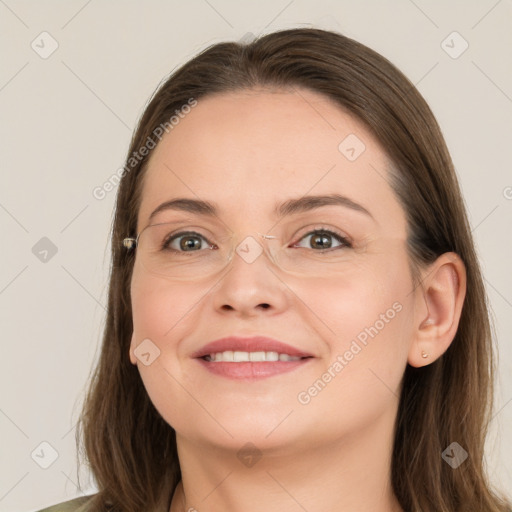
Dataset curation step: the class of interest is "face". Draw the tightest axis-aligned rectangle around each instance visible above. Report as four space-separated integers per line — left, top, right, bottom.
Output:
129 87 416 455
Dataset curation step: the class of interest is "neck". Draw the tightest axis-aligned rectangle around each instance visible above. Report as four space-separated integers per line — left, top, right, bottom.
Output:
169 407 403 512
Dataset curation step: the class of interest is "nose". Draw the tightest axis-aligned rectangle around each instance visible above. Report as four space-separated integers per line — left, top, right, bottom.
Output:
211 233 288 316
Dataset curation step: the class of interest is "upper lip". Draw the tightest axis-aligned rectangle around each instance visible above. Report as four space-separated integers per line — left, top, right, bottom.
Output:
191 336 314 359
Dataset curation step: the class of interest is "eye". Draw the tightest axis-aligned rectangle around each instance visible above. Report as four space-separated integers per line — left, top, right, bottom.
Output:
293 228 352 251
160 228 352 253
163 231 214 252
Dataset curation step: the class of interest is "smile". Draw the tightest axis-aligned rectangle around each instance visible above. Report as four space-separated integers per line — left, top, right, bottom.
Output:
203 351 304 362
197 352 313 380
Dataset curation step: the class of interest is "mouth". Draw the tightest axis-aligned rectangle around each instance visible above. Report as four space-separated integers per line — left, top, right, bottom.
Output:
192 336 314 380
202 351 307 362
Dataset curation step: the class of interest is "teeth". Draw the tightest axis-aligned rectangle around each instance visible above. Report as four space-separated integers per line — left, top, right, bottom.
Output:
206 351 302 362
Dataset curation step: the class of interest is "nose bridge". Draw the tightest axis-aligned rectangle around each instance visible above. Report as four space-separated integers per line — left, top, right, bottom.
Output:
213 231 288 315
257 232 278 240
222 230 281 271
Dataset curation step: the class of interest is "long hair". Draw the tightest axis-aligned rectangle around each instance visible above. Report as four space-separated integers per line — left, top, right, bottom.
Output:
76 27 511 511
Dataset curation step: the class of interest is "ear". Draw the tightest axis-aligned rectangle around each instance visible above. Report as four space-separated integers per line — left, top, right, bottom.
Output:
408 252 467 367
129 332 138 365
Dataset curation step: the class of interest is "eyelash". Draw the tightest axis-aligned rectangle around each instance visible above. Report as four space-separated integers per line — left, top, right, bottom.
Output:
293 226 353 251
163 227 353 252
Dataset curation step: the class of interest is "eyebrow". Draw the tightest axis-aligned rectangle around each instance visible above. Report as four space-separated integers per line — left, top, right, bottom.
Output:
148 194 375 224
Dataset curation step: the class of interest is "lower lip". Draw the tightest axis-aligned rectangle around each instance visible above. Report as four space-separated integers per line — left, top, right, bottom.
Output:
195 358 312 380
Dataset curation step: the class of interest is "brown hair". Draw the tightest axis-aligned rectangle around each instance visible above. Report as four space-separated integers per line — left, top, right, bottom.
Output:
76 27 511 511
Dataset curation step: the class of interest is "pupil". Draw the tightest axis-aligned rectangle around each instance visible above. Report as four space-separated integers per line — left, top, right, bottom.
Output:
180 236 200 251
312 233 332 249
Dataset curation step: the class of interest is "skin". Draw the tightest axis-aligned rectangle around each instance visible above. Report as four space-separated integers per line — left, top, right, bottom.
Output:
128 87 466 512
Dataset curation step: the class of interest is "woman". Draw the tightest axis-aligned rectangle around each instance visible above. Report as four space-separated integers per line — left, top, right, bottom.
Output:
38 27 511 512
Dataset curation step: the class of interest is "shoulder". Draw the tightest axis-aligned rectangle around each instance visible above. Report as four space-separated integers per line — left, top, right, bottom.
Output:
35 494 97 512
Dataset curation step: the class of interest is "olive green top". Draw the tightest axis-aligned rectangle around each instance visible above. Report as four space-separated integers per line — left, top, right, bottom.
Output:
35 493 171 511
35 495 96 512
35 494 512 511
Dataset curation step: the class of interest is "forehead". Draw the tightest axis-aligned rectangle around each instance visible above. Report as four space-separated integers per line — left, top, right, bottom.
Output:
136 88 406 236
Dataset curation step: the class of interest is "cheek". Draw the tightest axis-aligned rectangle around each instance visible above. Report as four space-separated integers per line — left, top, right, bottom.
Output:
130 269 208 339
290 252 411 348
292 292 412 440
293 254 412 395
299 256 412 415
130 272 212 433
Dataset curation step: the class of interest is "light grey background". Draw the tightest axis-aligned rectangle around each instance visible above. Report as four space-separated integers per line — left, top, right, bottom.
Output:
0 1 511 511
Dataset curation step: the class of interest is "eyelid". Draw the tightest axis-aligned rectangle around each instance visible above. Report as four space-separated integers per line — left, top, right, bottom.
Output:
164 229 217 250
291 225 353 249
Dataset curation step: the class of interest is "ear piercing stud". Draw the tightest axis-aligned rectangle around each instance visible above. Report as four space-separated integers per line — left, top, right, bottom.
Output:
421 350 429 359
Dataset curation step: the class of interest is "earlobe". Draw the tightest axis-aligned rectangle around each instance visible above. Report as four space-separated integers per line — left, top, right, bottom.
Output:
129 332 138 366
408 252 466 368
